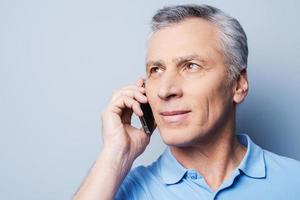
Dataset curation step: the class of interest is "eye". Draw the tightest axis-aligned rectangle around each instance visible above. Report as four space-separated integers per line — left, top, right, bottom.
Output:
186 63 201 71
149 66 163 74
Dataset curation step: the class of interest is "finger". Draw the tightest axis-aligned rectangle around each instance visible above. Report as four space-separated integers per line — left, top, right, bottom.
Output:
123 85 146 94
112 95 144 117
135 77 145 87
112 85 145 100
112 88 147 103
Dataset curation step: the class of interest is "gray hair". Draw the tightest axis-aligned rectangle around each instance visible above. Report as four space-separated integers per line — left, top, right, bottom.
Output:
150 4 248 81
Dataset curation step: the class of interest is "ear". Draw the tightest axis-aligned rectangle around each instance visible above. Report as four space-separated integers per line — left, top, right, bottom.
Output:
233 69 249 104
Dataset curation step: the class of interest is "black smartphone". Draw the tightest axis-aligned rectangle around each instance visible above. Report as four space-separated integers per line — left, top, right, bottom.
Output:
139 83 156 135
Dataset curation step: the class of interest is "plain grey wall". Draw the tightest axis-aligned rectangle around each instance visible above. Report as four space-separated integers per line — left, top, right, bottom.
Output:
1 0 299 199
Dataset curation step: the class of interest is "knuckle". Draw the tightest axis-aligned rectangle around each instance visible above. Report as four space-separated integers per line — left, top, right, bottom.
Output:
127 98 135 107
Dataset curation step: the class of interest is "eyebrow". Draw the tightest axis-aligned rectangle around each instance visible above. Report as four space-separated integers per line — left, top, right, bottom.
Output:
173 54 205 66
146 54 205 71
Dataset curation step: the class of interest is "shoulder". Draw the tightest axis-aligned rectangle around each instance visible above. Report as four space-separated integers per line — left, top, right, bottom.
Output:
263 149 300 171
123 164 158 185
115 166 149 200
115 163 162 200
263 149 300 181
130 164 157 177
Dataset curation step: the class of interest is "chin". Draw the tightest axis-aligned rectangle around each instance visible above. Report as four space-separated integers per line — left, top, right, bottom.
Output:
157 123 214 147
158 126 200 147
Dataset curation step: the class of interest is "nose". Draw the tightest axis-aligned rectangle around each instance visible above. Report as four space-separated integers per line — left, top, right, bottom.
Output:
157 71 183 101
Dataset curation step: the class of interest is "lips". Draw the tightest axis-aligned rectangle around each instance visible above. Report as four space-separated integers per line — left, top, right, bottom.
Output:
160 110 190 116
160 110 191 123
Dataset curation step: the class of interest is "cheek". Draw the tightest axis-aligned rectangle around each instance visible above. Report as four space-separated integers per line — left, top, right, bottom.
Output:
201 85 233 125
145 84 160 119
146 92 157 112
189 95 210 126
184 81 211 120
145 82 156 104
186 83 228 127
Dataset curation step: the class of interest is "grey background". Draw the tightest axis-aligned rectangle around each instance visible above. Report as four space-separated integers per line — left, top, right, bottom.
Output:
1 0 299 199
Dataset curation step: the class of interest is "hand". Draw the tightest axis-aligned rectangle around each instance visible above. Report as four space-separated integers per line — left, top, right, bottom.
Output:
100 77 150 163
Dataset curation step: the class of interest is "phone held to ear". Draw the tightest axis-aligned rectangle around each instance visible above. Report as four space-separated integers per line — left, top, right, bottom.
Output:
138 83 156 136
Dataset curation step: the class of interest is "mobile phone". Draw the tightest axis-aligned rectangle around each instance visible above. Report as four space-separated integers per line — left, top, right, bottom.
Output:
138 83 156 135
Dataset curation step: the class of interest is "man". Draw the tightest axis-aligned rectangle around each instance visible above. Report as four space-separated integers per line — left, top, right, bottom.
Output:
73 4 300 200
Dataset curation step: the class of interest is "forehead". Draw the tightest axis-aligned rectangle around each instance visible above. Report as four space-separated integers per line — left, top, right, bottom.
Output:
146 18 222 63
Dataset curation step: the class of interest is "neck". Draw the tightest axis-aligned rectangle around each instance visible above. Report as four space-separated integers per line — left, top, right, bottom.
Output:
170 114 247 192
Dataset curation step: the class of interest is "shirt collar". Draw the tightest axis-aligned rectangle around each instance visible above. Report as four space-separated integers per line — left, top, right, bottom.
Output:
236 134 266 178
158 147 187 184
157 133 266 185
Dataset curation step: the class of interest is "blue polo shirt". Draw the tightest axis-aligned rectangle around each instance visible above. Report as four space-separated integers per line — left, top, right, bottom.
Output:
115 134 300 199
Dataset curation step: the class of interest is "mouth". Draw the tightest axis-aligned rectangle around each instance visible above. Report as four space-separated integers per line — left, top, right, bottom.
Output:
160 110 191 123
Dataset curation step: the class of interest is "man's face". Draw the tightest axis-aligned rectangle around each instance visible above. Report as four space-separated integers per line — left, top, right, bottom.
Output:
145 18 236 147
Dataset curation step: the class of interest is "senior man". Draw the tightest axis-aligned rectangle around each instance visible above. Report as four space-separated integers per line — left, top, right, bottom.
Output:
74 4 300 200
